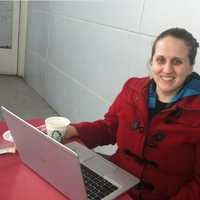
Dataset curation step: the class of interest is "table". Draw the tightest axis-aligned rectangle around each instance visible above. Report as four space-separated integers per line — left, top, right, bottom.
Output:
0 120 132 200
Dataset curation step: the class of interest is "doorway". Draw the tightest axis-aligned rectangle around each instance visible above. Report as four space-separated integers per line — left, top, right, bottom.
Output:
0 1 20 74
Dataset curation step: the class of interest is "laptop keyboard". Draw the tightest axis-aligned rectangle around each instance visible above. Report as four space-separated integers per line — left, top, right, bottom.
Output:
80 164 118 200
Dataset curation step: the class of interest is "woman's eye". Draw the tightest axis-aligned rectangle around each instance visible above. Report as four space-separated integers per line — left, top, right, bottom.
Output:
172 59 182 65
156 57 165 64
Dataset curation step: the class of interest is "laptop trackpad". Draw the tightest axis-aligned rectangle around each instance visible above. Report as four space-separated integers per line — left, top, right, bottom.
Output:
84 156 117 175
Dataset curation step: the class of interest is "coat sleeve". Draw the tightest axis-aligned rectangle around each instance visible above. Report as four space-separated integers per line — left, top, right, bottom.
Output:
72 79 132 148
169 142 200 200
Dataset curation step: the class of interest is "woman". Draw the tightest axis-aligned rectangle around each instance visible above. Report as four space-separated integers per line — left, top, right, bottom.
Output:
64 28 200 200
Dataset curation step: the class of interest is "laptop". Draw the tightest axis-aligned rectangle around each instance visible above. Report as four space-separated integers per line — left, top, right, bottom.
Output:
1 106 139 200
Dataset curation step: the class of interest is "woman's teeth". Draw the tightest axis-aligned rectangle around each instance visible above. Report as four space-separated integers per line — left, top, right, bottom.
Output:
161 76 174 81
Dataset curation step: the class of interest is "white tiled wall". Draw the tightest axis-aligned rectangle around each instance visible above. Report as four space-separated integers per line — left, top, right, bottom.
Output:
26 9 49 58
48 0 144 31
24 1 200 154
140 0 200 38
47 16 152 102
25 1 154 123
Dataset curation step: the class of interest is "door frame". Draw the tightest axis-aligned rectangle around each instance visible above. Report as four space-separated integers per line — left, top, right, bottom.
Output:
17 1 28 77
0 1 20 74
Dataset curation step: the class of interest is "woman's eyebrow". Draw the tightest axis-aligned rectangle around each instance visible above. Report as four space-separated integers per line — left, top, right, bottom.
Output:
172 56 185 60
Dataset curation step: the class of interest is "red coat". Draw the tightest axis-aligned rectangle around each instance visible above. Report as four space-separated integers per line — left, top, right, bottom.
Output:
74 77 200 200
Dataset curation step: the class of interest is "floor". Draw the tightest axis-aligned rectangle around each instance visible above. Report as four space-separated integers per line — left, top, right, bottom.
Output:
0 75 57 121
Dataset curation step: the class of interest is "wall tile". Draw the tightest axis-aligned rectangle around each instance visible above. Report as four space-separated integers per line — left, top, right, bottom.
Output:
48 0 144 31
26 9 49 58
28 1 50 12
24 49 46 98
48 16 153 102
44 63 109 122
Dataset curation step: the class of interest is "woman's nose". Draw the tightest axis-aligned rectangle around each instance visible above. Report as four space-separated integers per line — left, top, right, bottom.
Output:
163 62 174 73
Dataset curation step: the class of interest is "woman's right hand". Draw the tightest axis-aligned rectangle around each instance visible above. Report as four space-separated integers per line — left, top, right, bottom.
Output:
64 125 79 139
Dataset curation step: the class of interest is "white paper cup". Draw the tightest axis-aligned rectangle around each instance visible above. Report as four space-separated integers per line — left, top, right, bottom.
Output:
45 116 70 143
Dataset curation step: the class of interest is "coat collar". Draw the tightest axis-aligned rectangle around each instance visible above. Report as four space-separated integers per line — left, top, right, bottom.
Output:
174 95 200 111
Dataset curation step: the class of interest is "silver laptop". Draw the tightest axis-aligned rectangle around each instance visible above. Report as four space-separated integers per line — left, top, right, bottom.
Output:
1 106 139 200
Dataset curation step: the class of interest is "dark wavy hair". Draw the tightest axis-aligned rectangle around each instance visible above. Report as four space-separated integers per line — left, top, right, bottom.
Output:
150 27 199 65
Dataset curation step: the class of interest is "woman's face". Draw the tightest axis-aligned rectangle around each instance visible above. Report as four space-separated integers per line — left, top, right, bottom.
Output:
151 36 193 102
